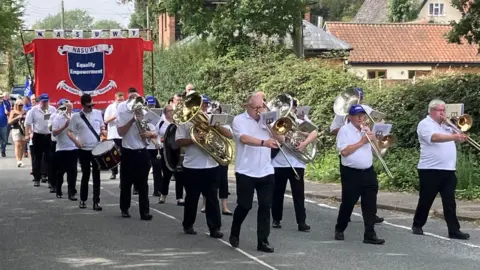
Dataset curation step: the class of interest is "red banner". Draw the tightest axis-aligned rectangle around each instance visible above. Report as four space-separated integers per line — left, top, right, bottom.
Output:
24 38 153 109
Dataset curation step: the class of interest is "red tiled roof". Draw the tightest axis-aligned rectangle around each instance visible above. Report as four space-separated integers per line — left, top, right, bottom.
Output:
325 22 480 64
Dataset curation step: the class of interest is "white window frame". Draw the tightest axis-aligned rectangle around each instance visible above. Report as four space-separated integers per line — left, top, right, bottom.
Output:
429 3 445 16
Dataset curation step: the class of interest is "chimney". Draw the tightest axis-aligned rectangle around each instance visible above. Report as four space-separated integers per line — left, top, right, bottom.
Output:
304 6 311 22
317 16 324 29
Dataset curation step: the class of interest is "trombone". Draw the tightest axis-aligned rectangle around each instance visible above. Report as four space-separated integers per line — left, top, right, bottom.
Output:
442 114 480 151
333 89 394 179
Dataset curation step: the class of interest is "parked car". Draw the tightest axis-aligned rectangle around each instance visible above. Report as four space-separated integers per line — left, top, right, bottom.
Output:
9 85 25 101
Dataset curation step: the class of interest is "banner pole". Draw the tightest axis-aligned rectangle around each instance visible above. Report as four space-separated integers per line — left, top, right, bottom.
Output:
20 31 33 81
150 29 154 91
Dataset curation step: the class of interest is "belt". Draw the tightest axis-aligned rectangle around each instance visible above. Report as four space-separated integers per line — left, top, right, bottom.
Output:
344 166 373 172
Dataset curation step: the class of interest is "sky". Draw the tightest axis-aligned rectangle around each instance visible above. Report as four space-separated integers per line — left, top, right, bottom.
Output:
22 0 135 28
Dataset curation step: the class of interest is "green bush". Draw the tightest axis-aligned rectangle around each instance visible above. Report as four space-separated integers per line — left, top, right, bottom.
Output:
152 41 480 200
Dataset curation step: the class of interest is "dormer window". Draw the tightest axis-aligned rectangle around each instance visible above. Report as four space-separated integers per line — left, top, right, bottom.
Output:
429 3 445 16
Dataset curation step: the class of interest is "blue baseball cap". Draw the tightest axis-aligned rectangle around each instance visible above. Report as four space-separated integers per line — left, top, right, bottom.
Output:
202 95 210 103
58 98 69 106
349 104 366 115
39 93 49 102
355 87 364 99
145 95 156 105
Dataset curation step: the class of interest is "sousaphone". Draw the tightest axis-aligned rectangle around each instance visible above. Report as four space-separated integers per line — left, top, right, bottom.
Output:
163 124 184 172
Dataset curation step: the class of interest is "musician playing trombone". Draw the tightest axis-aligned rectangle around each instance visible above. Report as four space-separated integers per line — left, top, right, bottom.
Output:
411 99 470 240
334 104 385 245
271 98 314 233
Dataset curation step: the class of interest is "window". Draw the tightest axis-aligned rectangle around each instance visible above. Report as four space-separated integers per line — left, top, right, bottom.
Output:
367 70 387 79
429 3 445 16
408 70 416 79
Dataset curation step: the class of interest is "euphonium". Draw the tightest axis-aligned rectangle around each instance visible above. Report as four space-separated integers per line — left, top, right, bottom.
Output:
267 94 318 164
172 91 233 166
126 95 150 147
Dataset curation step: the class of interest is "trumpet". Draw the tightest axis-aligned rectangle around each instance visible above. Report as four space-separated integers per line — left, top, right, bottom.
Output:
442 114 480 151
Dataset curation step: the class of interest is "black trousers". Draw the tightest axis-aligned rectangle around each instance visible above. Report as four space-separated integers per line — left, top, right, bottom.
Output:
182 167 221 231
32 133 52 183
159 150 184 199
335 166 378 237
231 173 274 242
111 139 122 175
55 150 78 196
148 149 162 193
78 149 101 204
120 148 151 215
219 165 229 199
272 167 306 224
413 169 461 233
50 141 57 187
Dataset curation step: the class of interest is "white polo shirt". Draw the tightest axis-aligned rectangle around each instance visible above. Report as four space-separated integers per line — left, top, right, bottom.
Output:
329 104 373 132
272 118 310 169
156 118 171 149
417 116 457 171
25 105 57 134
69 109 104 151
48 112 58 142
52 114 76 151
104 101 121 140
116 101 148 150
336 122 373 169
232 112 274 178
175 122 218 169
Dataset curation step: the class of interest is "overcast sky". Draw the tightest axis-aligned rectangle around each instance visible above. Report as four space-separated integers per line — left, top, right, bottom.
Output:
22 0 134 28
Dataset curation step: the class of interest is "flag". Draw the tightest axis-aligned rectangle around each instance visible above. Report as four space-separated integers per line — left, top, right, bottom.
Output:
24 75 33 97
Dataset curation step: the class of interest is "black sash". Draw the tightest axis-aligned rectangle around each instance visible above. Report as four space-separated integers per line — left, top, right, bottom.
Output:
80 112 100 142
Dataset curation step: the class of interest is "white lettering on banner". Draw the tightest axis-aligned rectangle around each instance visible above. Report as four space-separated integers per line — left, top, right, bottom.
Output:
69 69 103 75
76 62 96 68
57 44 114 55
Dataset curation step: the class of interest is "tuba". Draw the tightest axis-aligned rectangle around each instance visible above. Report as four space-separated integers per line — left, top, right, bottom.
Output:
267 94 318 164
172 91 233 166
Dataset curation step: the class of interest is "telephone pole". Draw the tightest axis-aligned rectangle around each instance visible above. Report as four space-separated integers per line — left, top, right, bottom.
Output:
61 0 65 29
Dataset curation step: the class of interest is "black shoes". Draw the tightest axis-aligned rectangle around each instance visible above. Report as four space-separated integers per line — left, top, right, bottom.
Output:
272 220 281 228
33 181 40 187
93 203 102 211
184 227 197 235
68 195 78 201
412 226 423 235
449 231 470 240
79 201 86 209
375 215 384 224
363 235 385 245
334 231 344 240
122 211 131 218
209 230 224 239
257 240 274 253
298 223 311 232
141 214 153 221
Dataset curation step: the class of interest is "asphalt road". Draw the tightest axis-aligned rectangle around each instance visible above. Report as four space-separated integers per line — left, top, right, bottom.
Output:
1 147 480 270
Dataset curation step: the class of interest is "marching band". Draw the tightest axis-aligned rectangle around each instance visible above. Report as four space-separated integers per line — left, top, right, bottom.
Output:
23 84 473 254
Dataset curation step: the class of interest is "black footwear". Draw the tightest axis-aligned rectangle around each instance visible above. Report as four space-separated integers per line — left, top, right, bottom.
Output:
257 241 274 253
1 152 5 157
68 195 78 201
298 223 311 232
141 214 153 221
56 194 62 199
222 211 233 216
41 177 47 183
93 203 102 211
229 235 239 247
449 231 470 240
272 220 281 228
33 181 40 187
210 230 224 238
152 191 160 197
110 174 116 180
363 235 385 245
122 211 131 218
79 201 86 209
49 187 56 193
177 200 185 206
334 231 344 241
375 215 384 224
412 226 424 235
184 227 197 235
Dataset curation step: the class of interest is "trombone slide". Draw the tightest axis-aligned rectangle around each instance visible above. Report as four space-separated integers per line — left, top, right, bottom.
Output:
361 125 394 179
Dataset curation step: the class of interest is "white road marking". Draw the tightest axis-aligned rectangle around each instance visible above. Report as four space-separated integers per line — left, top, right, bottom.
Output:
98 184 277 270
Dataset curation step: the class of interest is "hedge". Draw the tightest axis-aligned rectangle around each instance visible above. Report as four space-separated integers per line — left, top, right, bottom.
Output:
148 40 480 199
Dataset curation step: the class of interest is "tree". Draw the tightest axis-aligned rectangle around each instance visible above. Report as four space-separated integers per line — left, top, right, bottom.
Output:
310 0 363 23
32 9 94 30
160 0 311 55
0 0 23 52
448 0 480 49
92 20 123 29
388 0 421 23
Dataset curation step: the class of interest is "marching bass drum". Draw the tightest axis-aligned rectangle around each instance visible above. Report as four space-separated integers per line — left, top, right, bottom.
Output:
163 124 182 172
91 140 121 171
